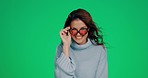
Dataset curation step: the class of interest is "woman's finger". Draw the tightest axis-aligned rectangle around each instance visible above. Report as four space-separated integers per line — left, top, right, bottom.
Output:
67 31 71 36
60 30 66 37
65 26 70 30
60 27 71 37
63 29 68 33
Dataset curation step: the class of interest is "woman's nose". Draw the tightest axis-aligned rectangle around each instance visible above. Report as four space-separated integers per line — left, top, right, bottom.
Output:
76 32 81 36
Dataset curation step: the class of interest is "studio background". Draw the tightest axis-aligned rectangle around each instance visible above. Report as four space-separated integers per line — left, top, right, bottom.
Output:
0 0 148 78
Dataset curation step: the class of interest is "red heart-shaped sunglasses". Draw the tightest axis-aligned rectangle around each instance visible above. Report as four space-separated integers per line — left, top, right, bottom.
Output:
68 27 89 36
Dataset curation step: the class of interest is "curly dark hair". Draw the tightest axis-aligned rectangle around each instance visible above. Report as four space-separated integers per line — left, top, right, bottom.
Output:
64 8 104 45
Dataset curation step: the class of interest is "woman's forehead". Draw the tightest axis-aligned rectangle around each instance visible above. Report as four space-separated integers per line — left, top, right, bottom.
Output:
70 19 87 28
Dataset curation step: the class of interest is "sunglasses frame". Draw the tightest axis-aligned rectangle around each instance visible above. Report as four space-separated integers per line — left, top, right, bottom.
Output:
69 27 89 36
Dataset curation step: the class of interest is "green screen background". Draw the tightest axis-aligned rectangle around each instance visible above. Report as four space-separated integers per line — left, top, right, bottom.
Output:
0 0 148 78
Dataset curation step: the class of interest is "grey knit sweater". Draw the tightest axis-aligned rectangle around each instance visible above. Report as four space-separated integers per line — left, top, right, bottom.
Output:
54 38 108 78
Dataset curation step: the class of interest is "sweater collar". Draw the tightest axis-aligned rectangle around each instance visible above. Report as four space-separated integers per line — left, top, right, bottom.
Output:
70 38 93 50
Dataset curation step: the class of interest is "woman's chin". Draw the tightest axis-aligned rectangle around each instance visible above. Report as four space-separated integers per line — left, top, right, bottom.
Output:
74 38 85 45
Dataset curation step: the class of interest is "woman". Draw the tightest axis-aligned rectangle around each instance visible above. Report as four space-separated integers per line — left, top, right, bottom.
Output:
54 8 108 78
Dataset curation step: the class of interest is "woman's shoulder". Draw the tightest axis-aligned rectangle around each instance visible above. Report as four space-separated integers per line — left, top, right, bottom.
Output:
93 44 107 54
90 39 106 51
98 45 106 50
55 43 63 57
56 43 63 51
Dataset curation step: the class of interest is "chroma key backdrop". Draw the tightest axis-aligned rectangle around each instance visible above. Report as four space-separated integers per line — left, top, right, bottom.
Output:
0 0 148 78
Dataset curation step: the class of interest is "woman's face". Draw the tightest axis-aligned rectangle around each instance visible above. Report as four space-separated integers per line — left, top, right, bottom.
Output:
70 19 88 45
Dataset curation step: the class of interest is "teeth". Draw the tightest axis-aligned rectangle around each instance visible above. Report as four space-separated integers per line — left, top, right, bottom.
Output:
76 36 82 39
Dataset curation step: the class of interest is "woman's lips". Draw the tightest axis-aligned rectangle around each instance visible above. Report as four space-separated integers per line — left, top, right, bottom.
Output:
76 36 82 39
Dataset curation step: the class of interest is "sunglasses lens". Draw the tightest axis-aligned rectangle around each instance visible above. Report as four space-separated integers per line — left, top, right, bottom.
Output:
79 29 88 35
70 29 77 35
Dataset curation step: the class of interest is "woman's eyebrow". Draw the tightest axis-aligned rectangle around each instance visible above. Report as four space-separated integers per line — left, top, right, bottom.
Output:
82 26 87 27
80 26 87 28
70 26 87 29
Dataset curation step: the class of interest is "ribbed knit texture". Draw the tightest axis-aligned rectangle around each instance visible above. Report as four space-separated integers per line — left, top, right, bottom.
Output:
54 38 108 78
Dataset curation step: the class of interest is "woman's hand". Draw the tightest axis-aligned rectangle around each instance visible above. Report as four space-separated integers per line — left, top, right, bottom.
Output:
60 26 71 46
60 26 71 57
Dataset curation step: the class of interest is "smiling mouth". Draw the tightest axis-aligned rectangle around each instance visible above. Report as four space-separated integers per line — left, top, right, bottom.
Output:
76 36 82 39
